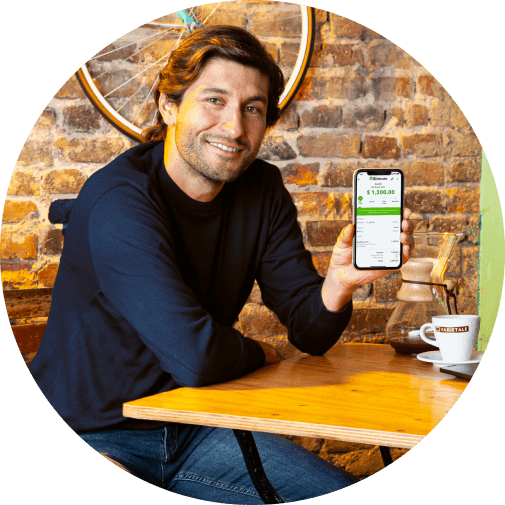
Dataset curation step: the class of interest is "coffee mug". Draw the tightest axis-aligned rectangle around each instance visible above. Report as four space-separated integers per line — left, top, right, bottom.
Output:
420 315 480 363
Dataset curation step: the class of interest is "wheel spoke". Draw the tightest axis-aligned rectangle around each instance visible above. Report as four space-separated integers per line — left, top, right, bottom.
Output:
78 3 313 140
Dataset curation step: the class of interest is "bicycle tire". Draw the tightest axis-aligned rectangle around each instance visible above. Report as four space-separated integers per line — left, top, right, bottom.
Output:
75 2 315 140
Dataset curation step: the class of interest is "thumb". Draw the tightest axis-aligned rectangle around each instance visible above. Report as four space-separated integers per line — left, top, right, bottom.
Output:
336 224 354 249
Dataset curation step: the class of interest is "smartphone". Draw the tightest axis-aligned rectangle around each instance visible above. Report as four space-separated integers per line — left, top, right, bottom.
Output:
353 169 404 270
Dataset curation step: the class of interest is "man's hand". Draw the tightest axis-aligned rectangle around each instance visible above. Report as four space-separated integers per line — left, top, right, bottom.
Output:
257 340 282 364
321 207 415 312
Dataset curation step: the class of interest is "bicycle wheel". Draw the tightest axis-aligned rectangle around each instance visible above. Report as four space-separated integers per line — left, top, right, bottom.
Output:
76 2 315 141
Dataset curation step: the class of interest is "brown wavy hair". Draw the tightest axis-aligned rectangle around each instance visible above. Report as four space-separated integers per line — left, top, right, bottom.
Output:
141 24 285 143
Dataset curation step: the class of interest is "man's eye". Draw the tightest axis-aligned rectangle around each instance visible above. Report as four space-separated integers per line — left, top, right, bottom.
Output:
245 106 261 114
207 97 222 105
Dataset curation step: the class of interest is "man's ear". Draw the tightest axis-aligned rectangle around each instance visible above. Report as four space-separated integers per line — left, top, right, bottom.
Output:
159 94 177 126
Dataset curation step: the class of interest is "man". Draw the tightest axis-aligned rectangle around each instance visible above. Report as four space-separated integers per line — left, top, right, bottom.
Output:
30 25 414 502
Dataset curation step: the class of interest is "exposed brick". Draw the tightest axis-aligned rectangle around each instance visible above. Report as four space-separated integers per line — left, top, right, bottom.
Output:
54 137 126 163
312 252 331 276
117 101 157 133
456 272 478 314
282 435 324 454
342 308 394 338
7 171 40 196
297 134 361 158
2 268 38 290
43 169 87 194
279 42 295 67
446 158 481 183
294 75 316 101
296 73 365 101
266 44 280 66
42 228 65 254
291 193 339 220
343 106 384 131
1 232 38 260
306 220 351 246
406 104 429 127
248 4 301 36
33 108 57 131
54 75 86 99
366 40 395 67
431 100 469 129
373 272 402 302
17 139 53 167
322 44 363 66
142 37 177 65
0 262 33 272
417 75 440 96
93 69 143 99
402 133 443 157
370 77 395 101
238 303 287 341
276 103 299 131
387 106 404 127
446 187 480 214
326 447 407 479
299 105 342 128
95 41 139 62
332 192 353 219
329 14 365 39
281 162 319 186
320 160 357 187
466 215 481 244
396 77 413 98
445 245 462 278
355 284 373 301
314 8 328 24
395 47 413 69
198 5 248 30
306 39 323 68
2 201 38 223
362 136 400 159
257 135 296 161
245 281 262 305
401 161 444 186
444 131 482 157
39 263 59 287
405 188 445 213
462 246 479 274
428 214 468 234
416 75 451 100
63 104 101 131
320 439 371 454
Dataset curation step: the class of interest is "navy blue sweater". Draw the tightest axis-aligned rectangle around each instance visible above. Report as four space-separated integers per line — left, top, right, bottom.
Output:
29 141 352 432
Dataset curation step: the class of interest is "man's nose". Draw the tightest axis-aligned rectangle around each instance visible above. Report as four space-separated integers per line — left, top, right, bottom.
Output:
221 108 245 138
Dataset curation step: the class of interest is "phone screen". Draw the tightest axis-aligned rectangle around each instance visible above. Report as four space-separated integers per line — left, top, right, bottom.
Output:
353 170 404 269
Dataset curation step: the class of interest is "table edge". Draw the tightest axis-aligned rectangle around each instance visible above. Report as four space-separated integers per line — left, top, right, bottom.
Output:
123 404 424 449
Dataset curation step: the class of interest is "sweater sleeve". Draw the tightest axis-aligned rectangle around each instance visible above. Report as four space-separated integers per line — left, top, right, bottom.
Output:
88 184 265 387
256 170 352 355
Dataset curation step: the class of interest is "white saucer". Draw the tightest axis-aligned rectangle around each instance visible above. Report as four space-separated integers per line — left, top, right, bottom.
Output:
416 350 484 366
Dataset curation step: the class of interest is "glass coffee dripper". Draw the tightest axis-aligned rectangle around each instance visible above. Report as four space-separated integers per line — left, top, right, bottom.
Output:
385 232 464 354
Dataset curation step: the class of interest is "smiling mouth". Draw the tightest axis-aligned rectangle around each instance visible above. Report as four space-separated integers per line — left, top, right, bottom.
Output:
207 141 242 153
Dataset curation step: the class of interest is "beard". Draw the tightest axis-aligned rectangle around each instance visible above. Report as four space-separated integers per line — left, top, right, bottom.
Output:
174 129 261 185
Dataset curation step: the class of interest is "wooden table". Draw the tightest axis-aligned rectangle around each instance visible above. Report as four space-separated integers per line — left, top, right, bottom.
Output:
124 343 469 450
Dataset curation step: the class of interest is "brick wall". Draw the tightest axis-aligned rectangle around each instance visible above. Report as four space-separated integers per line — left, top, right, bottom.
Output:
1 7 481 480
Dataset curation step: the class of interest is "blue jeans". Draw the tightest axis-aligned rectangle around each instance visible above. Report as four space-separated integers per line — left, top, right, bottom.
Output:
79 423 358 503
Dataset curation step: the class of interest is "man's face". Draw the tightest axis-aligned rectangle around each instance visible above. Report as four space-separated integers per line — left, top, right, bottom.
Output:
163 58 269 184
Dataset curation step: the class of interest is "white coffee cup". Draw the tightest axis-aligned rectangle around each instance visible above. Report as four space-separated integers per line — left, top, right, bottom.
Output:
420 315 480 363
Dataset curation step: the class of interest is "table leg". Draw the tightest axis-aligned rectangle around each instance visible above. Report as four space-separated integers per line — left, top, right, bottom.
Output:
233 429 285 504
379 446 393 466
